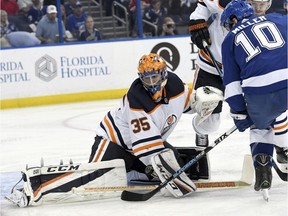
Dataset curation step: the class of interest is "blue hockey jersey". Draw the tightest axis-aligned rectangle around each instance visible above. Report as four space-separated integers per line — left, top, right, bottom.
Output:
222 13 287 112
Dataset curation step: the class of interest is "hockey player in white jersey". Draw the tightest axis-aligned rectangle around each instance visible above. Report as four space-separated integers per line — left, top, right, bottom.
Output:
6 53 223 207
248 0 288 167
188 0 231 147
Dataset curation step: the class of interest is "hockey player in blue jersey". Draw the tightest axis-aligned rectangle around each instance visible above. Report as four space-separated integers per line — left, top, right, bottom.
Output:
220 0 287 192
248 0 288 172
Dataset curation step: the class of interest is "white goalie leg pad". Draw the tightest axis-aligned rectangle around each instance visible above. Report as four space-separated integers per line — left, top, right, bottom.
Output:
6 159 127 207
151 149 197 198
190 86 223 124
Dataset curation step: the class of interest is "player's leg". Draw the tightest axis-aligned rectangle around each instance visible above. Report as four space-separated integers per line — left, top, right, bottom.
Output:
192 68 224 147
89 135 147 174
273 111 288 164
250 132 274 191
246 88 287 191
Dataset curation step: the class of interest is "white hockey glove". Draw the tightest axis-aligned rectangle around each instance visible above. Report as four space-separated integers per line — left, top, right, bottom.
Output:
190 86 223 123
151 149 197 198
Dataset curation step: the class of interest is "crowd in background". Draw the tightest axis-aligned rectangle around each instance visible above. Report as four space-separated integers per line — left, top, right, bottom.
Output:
0 0 287 47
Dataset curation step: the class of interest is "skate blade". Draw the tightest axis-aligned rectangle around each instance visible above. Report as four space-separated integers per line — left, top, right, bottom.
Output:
262 189 269 202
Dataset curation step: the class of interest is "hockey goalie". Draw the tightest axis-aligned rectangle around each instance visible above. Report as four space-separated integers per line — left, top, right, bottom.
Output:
6 53 223 207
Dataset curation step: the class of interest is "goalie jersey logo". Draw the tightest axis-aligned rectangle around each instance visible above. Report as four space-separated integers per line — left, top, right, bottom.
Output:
161 114 177 136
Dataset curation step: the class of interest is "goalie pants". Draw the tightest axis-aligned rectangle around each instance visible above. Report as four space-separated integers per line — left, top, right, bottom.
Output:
89 136 210 180
194 68 225 114
88 136 180 174
89 136 147 174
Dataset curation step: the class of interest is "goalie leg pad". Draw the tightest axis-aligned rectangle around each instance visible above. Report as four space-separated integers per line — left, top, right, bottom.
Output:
6 159 127 207
151 149 197 198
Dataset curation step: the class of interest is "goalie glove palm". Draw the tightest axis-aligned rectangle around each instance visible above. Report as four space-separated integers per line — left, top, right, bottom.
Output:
151 149 196 198
191 86 223 121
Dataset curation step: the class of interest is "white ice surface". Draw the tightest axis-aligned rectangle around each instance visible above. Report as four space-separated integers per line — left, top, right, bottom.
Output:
0 99 287 216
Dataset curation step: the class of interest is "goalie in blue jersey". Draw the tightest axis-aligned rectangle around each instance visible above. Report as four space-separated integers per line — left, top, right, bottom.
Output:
220 0 287 192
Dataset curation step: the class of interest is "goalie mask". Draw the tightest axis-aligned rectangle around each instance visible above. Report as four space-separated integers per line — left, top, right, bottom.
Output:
248 0 272 15
138 53 168 102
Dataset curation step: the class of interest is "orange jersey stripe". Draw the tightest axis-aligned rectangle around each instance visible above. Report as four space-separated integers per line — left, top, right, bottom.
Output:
133 141 163 154
104 115 117 143
184 87 192 109
273 122 288 131
93 139 107 162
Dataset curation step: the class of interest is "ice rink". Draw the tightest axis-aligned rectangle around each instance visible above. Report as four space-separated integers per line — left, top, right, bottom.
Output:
0 99 287 216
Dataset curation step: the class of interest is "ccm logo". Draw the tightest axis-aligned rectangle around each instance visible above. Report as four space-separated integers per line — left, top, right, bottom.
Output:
46 165 80 172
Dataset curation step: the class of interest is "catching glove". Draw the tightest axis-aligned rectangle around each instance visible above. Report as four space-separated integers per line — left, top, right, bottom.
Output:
188 19 211 49
230 109 253 132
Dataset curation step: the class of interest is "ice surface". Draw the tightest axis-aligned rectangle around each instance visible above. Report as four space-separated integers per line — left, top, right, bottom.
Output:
0 99 287 216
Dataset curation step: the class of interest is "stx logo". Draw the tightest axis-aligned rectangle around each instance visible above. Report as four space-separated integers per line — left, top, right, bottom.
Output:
46 165 80 172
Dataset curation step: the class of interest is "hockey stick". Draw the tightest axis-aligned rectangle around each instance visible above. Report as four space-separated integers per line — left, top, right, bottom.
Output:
272 159 288 181
74 179 251 194
202 40 223 78
121 126 237 201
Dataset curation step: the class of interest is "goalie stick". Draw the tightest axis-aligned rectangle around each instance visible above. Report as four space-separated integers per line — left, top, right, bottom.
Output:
74 153 253 194
73 181 249 193
121 126 237 201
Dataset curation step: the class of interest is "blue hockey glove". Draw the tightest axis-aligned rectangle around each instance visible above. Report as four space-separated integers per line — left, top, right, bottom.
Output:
230 109 253 132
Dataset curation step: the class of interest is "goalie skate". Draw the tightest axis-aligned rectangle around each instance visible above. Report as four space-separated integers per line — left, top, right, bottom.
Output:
151 149 196 198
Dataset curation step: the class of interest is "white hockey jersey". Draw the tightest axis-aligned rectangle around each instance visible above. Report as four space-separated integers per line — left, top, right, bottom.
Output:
95 72 195 165
190 0 230 75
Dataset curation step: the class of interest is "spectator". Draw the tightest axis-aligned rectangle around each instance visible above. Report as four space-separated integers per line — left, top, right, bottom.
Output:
64 0 77 17
267 0 284 13
66 1 87 38
60 4 67 26
284 0 288 14
272 0 288 14
129 0 150 37
2 31 41 47
0 9 18 37
36 5 66 44
0 0 19 16
180 0 197 24
79 16 102 41
158 16 178 36
27 0 47 25
166 0 182 23
8 4 34 32
43 0 64 7
17 0 33 10
143 0 167 36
